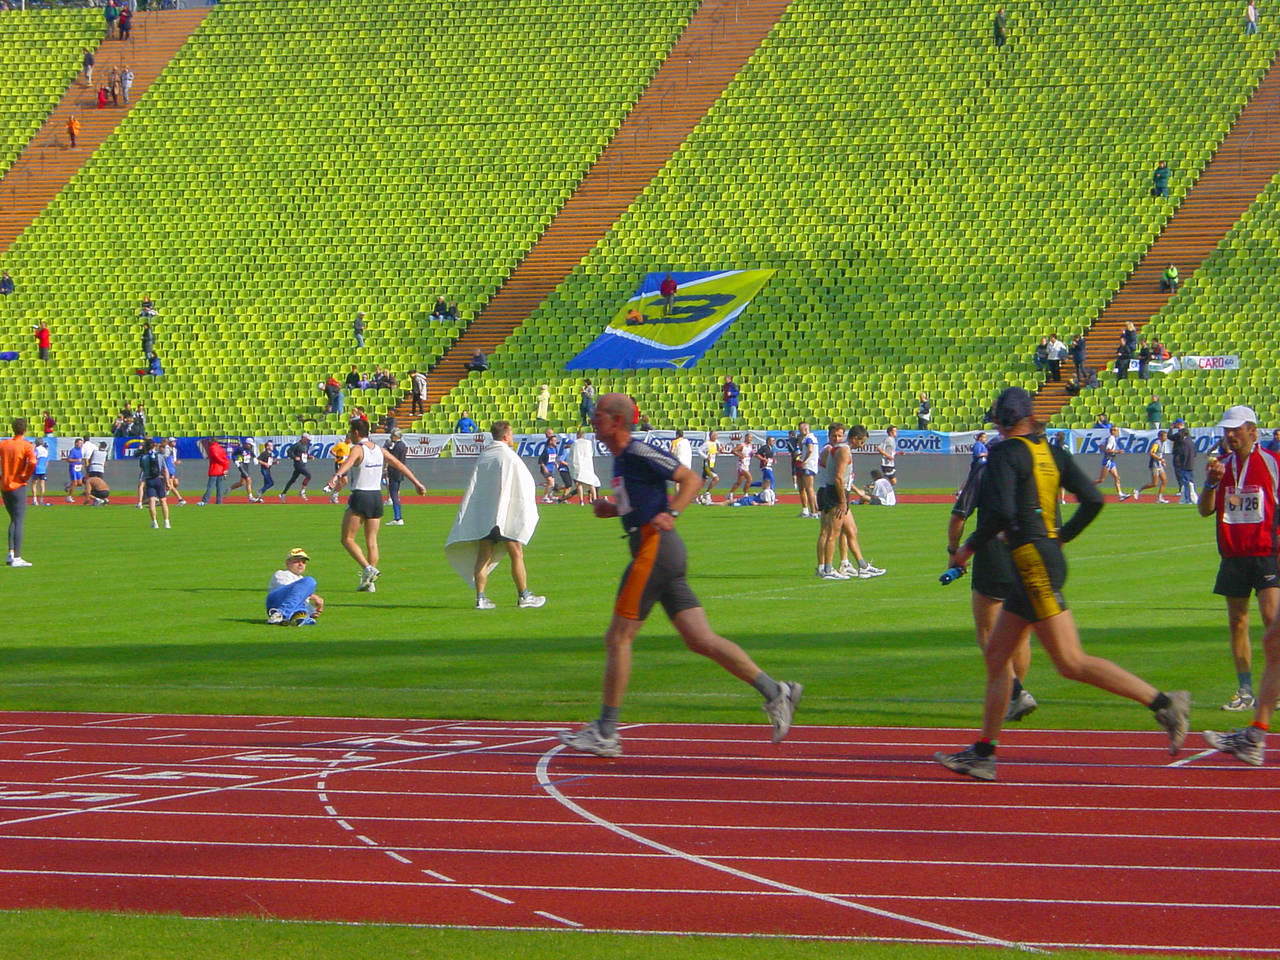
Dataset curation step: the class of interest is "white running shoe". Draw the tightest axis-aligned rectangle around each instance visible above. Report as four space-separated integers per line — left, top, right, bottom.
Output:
1132 489 1141 501
557 720 622 758
266 608 285 625
762 681 803 743
821 567 850 580
799 510 810 518
177 498 186 505
1157 496 1169 503
518 592 547 608
8 557 32 567
475 597 496 610
1118 492 1130 501
837 561 858 577
164 520 170 529
357 565 381 592
387 518 404 526
858 563 886 578
329 493 339 504
136 502 144 509
278 494 286 502
151 521 158 529
300 492 308 501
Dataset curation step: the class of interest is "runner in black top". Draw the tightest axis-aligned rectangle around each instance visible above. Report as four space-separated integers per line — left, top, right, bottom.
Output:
557 392 803 758
947 433 1036 722
935 387 1190 781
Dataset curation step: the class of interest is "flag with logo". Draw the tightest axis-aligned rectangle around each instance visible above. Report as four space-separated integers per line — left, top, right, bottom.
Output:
565 269 775 370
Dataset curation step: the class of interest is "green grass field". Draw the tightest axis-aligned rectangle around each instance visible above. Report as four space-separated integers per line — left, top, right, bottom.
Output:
0 496 1248 958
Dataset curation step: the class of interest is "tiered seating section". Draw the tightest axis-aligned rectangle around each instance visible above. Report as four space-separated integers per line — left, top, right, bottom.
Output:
0 10 99 179
425 0 1278 433
0 0 696 435
1058 173 1280 428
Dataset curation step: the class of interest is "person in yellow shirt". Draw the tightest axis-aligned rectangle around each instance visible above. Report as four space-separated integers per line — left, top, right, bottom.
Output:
0 417 39 567
326 438 352 503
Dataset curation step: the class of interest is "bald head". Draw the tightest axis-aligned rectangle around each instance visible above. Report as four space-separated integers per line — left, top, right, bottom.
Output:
596 393 635 420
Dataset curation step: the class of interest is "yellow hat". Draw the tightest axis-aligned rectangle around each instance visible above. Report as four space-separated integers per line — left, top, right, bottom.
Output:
286 548 310 562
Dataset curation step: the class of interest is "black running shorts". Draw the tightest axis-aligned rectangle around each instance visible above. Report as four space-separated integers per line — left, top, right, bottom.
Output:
1214 555 1280 598
817 484 842 512
346 489 384 519
1003 539 1068 623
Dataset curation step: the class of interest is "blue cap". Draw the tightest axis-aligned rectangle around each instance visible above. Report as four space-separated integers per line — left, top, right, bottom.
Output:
985 387 1034 428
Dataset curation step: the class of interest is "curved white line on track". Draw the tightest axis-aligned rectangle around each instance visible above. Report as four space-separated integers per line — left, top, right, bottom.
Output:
535 745 1042 953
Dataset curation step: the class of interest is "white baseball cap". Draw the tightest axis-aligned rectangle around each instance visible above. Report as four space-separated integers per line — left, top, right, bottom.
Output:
1218 406 1258 429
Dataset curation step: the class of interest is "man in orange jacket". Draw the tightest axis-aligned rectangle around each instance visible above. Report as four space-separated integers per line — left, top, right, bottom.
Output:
0 417 38 567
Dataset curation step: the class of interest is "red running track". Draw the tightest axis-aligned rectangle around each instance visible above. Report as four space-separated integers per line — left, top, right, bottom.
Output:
0 712 1277 953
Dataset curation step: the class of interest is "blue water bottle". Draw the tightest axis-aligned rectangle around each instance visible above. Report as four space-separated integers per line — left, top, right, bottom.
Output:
939 566 966 585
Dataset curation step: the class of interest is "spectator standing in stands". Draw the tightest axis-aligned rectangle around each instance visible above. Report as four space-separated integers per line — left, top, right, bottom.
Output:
1146 394 1163 430
916 392 932 430
466 350 488 372
120 65 133 103
81 48 94 87
41 411 54 437
659 273 678 315
455 412 478 434
108 66 120 106
323 373 343 415
1070 333 1087 383
721 375 740 421
0 271 13 296
33 322 50 362
141 321 154 358
1161 264 1179 293
535 384 550 423
1046 334 1066 382
1122 321 1139 356
1152 160 1171 198
580 379 596 426
993 7 1007 47
1246 1 1259 35
1137 339 1153 380
104 1 119 40
1114 343 1131 380
353 311 366 349
1033 337 1049 375
1 417 37 567
410 369 427 416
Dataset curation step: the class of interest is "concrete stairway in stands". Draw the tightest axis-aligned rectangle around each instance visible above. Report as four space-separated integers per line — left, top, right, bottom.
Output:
1032 52 1280 422
0 9 209 255
386 0 794 429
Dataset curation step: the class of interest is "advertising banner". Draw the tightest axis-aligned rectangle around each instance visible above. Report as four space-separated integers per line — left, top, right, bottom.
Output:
565 269 775 370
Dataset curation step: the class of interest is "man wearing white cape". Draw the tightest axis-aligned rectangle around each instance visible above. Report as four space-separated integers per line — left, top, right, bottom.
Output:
445 420 547 610
564 428 600 505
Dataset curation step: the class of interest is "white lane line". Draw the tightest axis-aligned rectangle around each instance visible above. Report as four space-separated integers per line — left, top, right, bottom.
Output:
1168 749 1216 768
537 746 1041 953
423 869 455 882
335 820 354 831
0 733 564 828
0 728 45 737
54 766 141 782
317 793 328 803
24 749 67 757
83 716 155 726
356 835 379 847
146 735 186 741
470 887 514 905
255 721 294 727
385 851 412 865
534 910 582 927
323 806 338 817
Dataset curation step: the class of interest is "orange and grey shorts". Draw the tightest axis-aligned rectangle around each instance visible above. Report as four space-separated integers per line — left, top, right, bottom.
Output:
615 524 700 622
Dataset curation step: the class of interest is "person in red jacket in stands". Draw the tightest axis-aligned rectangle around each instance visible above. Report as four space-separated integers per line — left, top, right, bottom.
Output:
197 437 230 505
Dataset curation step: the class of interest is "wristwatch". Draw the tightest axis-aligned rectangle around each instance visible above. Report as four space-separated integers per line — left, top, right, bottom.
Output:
669 509 680 518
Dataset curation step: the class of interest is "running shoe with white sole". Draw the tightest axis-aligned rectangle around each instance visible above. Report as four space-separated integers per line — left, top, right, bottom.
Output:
1154 690 1191 754
1222 689 1256 712
837 561 858 577
1203 728 1265 766
821 567 850 581
1005 689 1038 722
762 681 803 743
934 746 996 781
557 720 622 757
517 591 547 608
266 608 285 625
475 597 496 610
858 563 886 578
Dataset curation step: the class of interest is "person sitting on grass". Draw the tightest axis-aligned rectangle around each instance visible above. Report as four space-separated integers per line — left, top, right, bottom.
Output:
266 548 324 626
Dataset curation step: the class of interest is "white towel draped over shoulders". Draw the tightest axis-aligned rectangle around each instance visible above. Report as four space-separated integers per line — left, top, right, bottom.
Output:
568 437 600 487
445 439 540 586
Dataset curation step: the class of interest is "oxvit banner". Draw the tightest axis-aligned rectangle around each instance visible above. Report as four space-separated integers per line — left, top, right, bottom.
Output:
565 269 775 370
